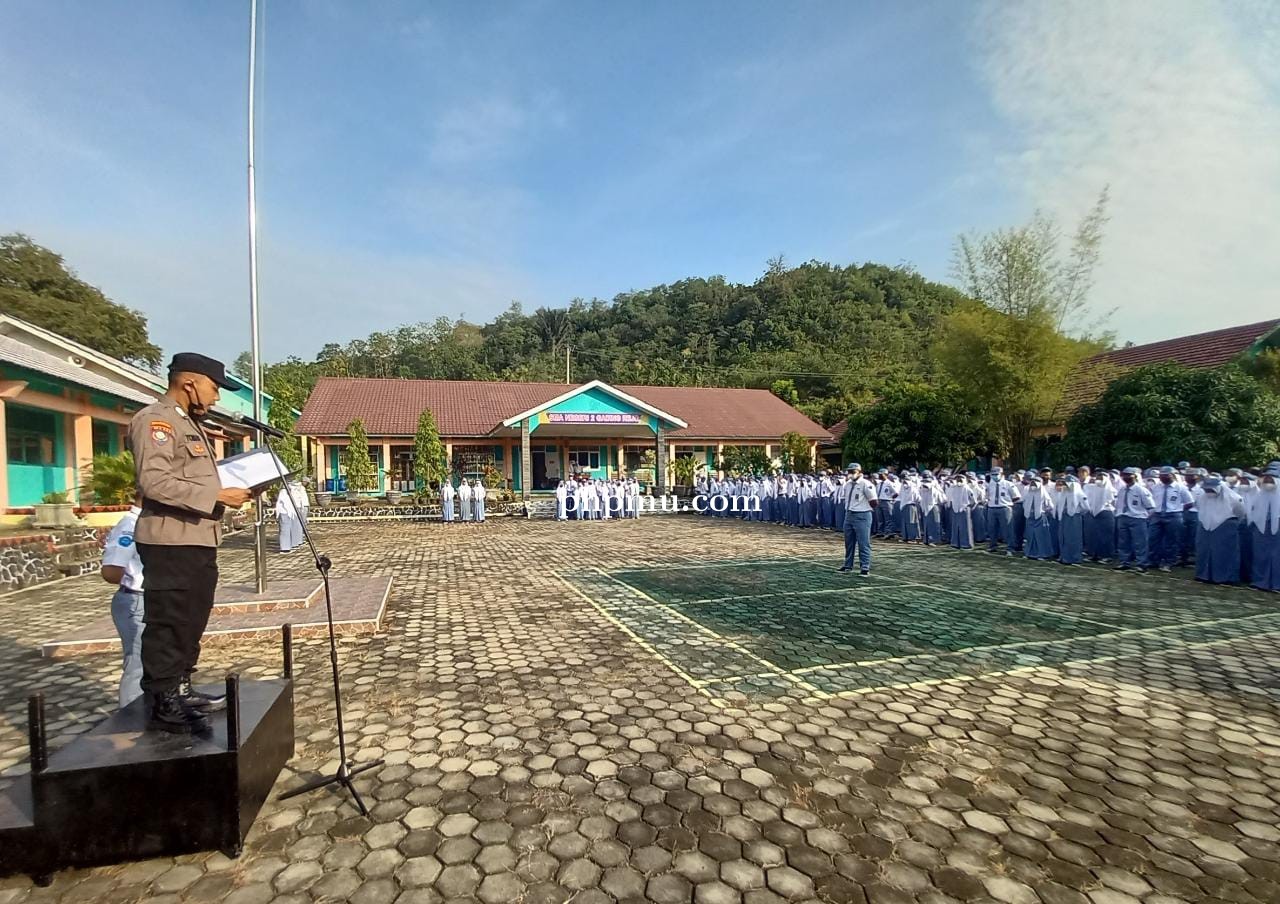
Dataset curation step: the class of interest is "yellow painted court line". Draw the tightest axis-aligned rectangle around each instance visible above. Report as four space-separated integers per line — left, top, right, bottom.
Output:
677 584 881 606
616 558 815 572
594 569 823 696
555 572 722 707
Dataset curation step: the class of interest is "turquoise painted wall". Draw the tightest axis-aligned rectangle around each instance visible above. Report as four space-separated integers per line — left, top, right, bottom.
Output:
8 406 65 505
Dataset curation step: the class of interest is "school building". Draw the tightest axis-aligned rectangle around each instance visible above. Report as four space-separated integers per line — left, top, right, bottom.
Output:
294 377 832 499
0 314 293 512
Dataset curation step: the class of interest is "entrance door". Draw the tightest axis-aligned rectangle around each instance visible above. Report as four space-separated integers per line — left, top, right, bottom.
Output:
531 450 547 490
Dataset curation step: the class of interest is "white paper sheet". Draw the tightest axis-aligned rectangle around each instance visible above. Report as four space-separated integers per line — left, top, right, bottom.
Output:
217 448 291 492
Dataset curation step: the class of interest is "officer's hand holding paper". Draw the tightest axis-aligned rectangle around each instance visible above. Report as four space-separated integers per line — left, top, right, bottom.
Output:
217 448 292 495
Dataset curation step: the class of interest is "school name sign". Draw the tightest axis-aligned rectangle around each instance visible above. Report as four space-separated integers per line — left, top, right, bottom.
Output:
547 412 644 425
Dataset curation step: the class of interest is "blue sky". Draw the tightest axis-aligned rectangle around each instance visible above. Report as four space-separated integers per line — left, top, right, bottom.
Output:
2 1 1278 365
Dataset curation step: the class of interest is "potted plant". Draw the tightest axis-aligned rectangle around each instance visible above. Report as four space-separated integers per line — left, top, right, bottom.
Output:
480 464 503 497
33 491 83 528
386 489 403 505
315 489 333 507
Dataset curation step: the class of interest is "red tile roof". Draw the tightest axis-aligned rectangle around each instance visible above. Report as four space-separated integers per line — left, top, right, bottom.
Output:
1052 319 1279 424
296 378 832 441
822 418 848 446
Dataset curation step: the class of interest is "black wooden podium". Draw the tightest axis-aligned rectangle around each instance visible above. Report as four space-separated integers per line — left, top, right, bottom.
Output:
0 629 296 884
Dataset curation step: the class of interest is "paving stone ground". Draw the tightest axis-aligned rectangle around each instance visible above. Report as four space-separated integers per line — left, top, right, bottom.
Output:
1 515 1278 904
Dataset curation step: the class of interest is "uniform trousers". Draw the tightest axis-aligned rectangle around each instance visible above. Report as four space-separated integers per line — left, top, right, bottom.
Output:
136 544 219 695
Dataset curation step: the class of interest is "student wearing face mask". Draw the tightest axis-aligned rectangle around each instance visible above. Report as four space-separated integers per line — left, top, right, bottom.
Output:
1114 467 1156 573
1021 476 1055 560
1192 477 1244 585
1148 466 1193 572
1056 476 1087 565
1248 470 1280 592
1180 468 1203 567
129 354 252 734
1084 471 1118 563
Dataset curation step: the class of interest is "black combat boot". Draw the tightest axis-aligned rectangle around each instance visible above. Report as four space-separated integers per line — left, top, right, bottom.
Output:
149 689 211 734
179 675 227 712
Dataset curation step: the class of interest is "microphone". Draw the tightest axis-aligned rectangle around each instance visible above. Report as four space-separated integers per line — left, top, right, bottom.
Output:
226 411 287 439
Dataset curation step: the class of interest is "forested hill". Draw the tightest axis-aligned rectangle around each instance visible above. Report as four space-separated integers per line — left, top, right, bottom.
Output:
258 261 967 425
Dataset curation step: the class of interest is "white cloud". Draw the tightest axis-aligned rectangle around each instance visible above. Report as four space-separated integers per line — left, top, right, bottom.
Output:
972 0 1280 343
429 91 566 165
21 222 529 364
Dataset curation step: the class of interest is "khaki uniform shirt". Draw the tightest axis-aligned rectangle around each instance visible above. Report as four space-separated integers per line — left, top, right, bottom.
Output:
128 399 223 547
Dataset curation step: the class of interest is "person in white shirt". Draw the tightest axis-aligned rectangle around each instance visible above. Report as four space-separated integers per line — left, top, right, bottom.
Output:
985 467 1021 553
918 471 943 546
555 480 569 521
1084 471 1118 563
1056 476 1087 565
458 479 473 522
1193 477 1243 585
275 480 308 552
1021 477 1056 560
1115 467 1156 572
837 463 877 575
473 478 486 523
945 476 975 549
1248 470 1280 592
102 502 146 709
1149 465 1192 572
439 479 456 523
1180 468 1203 567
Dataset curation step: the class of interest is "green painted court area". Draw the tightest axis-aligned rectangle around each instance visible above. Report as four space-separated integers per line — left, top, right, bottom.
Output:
565 550 1280 703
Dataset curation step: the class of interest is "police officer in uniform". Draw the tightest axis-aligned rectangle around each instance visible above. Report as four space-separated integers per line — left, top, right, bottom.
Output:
130 354 251 733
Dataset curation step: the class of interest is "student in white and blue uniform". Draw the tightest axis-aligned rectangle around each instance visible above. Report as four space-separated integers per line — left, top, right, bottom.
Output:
1056 475 1086 565
101 502 146 709
1248 470 1280 592
837 463 877 575
1192 477 1243 585
1021 477 1055 560
985 467 1020 554
1083 470 1117 563
1115 467 1156 572
1149 466 1192 572
1180 467 1203 566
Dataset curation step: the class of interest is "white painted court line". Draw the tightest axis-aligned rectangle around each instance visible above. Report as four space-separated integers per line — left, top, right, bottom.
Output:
555 572 721 707
594 569 823 696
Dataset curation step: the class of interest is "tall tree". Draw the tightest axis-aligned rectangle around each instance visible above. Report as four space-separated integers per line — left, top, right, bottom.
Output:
342 418 377 494
841 381 993 471
778 431 814 474
1053 363 1280 470
0 233 162 368
413 409 447 490
940 192 1110 465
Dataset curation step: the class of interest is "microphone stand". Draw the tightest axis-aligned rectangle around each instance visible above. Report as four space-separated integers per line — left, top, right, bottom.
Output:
257 431 383 817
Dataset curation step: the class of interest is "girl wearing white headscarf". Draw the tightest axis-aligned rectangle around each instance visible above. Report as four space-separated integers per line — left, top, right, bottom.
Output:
1248 471 1280 591
1193 477 1243 584
439 480 456 523
1056 476 1087 565
555 480 568 521
945 477 974 549
458 479 472 522
1022 477 1056 560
